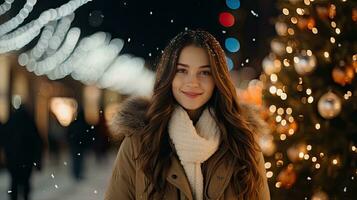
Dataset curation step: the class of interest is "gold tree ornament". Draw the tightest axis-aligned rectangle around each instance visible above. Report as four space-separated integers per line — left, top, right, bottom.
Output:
275 22 288 36
352 8 357 22
317 91 342 119
287 143 306 162
332 66 355 86
271 39 286 55
277 164 297 189
263 54 282 75
294 51 317 75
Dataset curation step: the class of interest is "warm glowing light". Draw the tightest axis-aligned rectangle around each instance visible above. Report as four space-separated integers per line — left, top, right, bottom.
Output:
286 107 292 115
307 145 312 151
270 74 278 82
332 159 338 165
307 50 312 56
331 21 337 28
288 129 295 135
283 59 290 67
283 8 289 15
312 157 317 162
286 46 293 53
280 134 287 141
315 163 320 169
288 28 295 35
291 17 298 24
266 171 273 178
277 108 284 115
265 162 272 169
306 88 312 95
281 119 287 126
50 97 78 127
307 96 314 103
330 37 336 43
296 8 304 15
324 51 330 58
335 28 341 34
281 93 287 100
315 123 321 130
269 105 277 113
299 152 304 159
312 27 318 34
277 89 283 96
288 116 294 123
269 86 277 94
293 56 299 63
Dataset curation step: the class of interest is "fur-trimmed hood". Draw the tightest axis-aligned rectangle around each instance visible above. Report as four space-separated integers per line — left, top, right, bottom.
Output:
109 96 270 142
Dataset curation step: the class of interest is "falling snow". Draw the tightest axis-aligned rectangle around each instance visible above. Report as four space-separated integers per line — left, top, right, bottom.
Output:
250 10 259 17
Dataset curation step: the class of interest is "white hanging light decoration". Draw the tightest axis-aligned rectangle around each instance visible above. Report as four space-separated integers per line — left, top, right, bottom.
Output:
0 0 91 53
6 0 155 96
0 0 15 16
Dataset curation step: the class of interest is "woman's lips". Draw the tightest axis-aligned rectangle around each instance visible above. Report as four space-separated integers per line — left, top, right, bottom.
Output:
182 91 202 98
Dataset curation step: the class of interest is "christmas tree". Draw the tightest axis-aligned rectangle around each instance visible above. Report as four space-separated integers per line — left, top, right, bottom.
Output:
260 0 357 199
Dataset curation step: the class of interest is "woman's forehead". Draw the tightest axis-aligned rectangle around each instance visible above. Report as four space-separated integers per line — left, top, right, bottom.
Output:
177 45 210 67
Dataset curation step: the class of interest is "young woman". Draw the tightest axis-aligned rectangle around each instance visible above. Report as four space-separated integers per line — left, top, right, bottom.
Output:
105 30 270 200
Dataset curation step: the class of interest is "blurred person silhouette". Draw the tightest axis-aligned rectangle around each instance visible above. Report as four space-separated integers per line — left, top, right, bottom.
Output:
2 105 43 200
67 109 93 181
48 112 67 165
93 113 110 163
0 121 6 168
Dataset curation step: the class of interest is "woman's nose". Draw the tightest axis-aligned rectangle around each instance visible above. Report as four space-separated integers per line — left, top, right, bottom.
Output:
185 73 199 86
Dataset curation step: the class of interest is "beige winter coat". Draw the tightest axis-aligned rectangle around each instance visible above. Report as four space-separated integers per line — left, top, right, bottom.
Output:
104 97 271 200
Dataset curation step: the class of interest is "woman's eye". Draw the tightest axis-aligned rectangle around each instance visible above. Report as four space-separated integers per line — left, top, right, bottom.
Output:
176 69 186 73
200 71 211 76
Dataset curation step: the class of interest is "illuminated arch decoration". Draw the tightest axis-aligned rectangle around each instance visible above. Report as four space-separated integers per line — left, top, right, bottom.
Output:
1 0 155 97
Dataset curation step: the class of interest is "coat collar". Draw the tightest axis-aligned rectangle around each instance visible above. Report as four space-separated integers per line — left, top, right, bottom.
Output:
109 96 270 142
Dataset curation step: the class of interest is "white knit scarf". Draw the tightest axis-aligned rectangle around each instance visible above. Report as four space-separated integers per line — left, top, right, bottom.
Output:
168 106 221 200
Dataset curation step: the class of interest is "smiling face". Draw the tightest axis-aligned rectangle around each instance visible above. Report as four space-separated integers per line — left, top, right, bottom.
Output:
172 45 215 111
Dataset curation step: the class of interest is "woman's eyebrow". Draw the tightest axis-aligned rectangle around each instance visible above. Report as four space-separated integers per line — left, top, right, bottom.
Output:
177 63 211 68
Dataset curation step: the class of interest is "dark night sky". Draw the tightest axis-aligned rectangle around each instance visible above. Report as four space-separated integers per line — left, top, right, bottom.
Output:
8 0 278 73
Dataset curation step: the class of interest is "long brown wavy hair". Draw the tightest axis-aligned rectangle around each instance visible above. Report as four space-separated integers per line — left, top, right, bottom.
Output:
137 30 264 199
